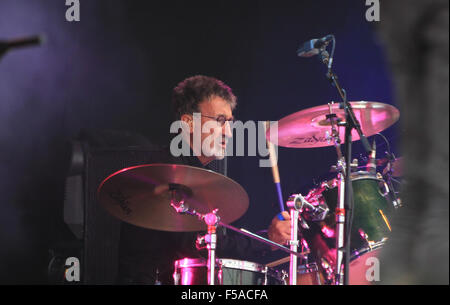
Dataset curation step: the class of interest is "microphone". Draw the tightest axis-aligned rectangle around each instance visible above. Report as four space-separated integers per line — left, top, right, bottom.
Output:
366 140 377 174
0 35 43 55
286 193 329 221
297 35 333 58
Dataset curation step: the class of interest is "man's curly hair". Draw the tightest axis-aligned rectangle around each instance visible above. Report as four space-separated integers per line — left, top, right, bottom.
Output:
172 75 237 119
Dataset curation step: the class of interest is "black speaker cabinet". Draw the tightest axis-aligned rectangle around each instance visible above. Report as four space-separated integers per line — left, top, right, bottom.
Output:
61 129 226 284
63 130 163 284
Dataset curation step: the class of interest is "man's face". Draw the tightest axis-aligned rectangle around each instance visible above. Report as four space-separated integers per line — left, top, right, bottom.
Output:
196 96 233 162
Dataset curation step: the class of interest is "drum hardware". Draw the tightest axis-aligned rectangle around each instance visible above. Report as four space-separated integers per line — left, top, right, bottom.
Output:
297 263 323 285
320 37 375 285
98 163 310 285
355 152 402 210
365 139 401 209
168 182 221 248
373 133 403 209
323 99 349 286
269 34 401 283
173 258 285 285
320 258 334 285
95 30 404 285
287 193 329 222
303 170 396 284
351 159 359 171
169 198 295 285
357 155 402 209
187 209 309 285
172 208 310 285
376 174 392 199
300 238 311 263
167 188 221 285
285 192 330 285
265 86 400 285
265 239 310 269
266 253 323 285
282 263 325 285
299 217 310 230
281 270 289 285
382 155 403 178
334 169 347 285
288 208 299 285
266 102 400 285
323 102 349 285
382 155 403 209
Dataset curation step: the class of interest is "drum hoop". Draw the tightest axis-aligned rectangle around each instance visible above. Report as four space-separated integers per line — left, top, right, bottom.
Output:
218 258 266 273
350 240 385 262
319 172 384 190
174 258 206 269
174 258 266 273
297 262 319 274
350 171 384 181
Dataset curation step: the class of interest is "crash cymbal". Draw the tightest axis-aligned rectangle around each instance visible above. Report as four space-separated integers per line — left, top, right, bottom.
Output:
97 163 249 232
267 101 400 148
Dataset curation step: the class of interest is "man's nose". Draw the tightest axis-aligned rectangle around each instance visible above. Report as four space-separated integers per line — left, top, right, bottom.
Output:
223 121 233 138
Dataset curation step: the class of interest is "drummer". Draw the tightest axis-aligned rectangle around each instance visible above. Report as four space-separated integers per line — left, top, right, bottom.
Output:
118 75 291 284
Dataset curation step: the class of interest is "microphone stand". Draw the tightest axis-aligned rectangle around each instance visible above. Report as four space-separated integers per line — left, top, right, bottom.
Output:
0 36 42 61
318 40 371 285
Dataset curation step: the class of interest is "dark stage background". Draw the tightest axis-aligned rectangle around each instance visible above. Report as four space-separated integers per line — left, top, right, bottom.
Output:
0 0 399 284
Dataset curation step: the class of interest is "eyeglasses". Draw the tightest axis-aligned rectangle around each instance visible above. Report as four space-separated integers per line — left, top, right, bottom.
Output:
201 114 235 126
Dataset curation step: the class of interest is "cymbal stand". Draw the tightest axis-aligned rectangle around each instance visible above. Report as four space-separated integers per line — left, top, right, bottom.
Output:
325 103 346 285
376 133 402 209
170 193 219 285
203 210 219 285
319 37 371 285
287 207 299 285
286 193 327 285
170 194 310 285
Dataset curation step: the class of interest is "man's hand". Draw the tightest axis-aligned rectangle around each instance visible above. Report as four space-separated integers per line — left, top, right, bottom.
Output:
267 211 291 250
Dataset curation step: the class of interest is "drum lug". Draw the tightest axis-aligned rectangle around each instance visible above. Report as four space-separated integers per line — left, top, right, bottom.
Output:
173 269 180 285
288 240 300 247
217 266 223 285
320 258 335 285
281 270 289 285
195 234 207 250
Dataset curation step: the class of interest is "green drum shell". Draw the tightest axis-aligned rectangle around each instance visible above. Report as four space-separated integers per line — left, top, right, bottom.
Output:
320 172 394 253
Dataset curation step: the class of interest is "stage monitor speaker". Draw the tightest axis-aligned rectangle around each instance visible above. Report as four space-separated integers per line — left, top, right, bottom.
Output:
61 129 226 284
64 129 163 284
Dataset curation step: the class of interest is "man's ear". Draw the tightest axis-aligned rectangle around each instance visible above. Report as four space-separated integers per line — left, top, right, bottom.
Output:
180 114 194 133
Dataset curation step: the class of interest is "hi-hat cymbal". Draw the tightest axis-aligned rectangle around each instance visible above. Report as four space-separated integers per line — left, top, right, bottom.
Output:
267 101 400 148
97 164 249 232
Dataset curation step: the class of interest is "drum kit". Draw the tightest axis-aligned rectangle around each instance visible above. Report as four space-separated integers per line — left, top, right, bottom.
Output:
97 100 402 285
98 34 403 286
2 34 405 285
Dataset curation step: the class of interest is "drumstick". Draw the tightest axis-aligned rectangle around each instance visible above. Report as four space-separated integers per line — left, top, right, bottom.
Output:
266 256 290 268
265 251 310 268
264 121 285 214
